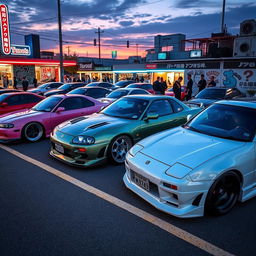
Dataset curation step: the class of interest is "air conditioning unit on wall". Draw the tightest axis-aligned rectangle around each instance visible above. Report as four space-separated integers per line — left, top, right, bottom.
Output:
240 19 256 36
233 37 256 57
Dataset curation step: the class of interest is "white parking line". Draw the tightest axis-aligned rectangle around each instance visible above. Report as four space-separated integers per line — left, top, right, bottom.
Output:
0 144 234 256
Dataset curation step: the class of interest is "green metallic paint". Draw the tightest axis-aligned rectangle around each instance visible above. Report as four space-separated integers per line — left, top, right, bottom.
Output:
50 96 202 167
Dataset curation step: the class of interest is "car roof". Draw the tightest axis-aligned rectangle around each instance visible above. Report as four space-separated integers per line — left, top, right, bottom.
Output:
215 100 256 109
113 88 148 91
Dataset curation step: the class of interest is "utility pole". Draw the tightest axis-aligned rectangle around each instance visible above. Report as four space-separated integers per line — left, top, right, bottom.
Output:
221 0 226 33
95 27 104 60
136 43 139 61
66 46 70 56
57 0 64 82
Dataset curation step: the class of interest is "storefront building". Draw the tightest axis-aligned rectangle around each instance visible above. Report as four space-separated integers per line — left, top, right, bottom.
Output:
0 58 76 87
113 57 256 94
77 62 114 83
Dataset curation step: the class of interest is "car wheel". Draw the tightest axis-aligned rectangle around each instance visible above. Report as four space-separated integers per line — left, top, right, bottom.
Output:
108 135 132 164
23 122 44 142
205 171 240 216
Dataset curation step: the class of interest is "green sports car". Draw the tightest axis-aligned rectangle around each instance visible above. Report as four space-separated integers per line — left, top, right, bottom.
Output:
50 95 201 167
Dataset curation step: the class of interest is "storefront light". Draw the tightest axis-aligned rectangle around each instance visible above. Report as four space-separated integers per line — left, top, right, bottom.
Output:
114 69 184 73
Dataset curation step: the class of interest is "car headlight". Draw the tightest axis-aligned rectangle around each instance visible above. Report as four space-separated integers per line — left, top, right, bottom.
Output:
0 123 14 128
165 163 192 179
72 135 95 145
129 144 144 157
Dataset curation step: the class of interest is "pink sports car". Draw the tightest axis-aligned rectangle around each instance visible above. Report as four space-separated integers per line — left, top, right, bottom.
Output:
0 94 107 142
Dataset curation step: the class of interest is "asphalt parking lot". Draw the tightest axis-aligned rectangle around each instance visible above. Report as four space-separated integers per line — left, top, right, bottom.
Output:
0 139 255 256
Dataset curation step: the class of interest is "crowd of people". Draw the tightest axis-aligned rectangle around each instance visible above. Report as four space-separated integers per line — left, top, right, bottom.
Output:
153 74 216 101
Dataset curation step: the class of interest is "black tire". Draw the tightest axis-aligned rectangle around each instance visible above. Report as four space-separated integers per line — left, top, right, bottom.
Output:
205 171 240 216
108 135 132 164
23 122 44 142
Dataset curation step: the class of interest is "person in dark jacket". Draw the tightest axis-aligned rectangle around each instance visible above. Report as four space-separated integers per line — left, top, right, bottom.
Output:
198 74 206 92
153 77 162 94
185 74 193 100
13 77 18 89
33 77 38 88
173 77 183 100
160 77 167 95
22 76 29 91
207 76 216 87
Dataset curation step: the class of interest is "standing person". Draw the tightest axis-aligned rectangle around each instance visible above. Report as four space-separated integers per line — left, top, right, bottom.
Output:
13 77 18 89
140 76 144 83
3 75 8 88
173 76 183 100
198 74 206 92
22 76 29 91
207 76 216 87
185 74 193 101
160 77 167 95
153 77 161 95
33 77 38 88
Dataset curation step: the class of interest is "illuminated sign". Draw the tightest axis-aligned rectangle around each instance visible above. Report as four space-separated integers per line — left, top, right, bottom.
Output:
146 64 157 69
94 66 112 71
78 63 94 71
11 45 31 56
0 4 11 55
190 50 202 58
112 51 117 59
158 52 167 60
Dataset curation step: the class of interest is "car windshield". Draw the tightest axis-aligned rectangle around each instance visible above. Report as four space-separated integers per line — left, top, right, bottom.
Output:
86 83 100 87
32 96 62 112
115 81 134 87
38 83 50 89
102 97 149 119
107 90 129 99
68 88 86 95
185 103 256 142
58 83 71 90
0 94 9 102
195 88 226 99
168 87 185 92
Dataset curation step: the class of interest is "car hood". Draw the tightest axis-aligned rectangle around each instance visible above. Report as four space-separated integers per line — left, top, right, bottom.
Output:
139 127 244 169
189 98 216 107
0 109 45 123
57 113 130 136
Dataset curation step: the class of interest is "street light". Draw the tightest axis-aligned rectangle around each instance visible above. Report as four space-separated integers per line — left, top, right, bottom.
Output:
57 0 64 82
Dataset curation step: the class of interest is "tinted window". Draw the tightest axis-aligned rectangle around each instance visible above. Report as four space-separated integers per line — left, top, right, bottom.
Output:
32 96 62 112
170 100 184 113
87 88 108 98
107 90 129 99
58 97 93 110
58 83 71 90
115 80 135 87
130 90 149 95
141 84 152 90
0 94 9 102
71 83 86 89
6 95 23 106
102 98 148 119
50 83 62 88
195 89 226 99
186 104 256 142
146 100 173 116
23 94 41 104
86 82 101 87
68 88 87 95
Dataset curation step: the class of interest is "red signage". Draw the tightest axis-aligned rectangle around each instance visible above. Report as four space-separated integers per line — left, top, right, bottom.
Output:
146 64 157 69
0 4 11 55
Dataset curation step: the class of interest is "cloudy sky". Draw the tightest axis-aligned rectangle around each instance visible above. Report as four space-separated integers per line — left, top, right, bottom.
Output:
4 0 256 58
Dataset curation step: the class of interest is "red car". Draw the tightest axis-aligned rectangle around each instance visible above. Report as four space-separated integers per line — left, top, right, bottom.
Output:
126 83 155 94
0 92 44 115
165 86 186 101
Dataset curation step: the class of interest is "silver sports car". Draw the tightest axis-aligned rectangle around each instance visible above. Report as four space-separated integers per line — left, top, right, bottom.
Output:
124 100 256 218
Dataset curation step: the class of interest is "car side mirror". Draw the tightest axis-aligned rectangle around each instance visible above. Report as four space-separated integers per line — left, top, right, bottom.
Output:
56 107 65 113
0 102 8 107
187 114 193 121
144 113 159 121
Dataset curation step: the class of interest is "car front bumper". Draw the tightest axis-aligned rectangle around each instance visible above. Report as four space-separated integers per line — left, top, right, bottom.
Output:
0 127 22 142
123 153 211 218
50 132 109 167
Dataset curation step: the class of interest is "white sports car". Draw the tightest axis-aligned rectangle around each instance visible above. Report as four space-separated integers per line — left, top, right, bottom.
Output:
123 100 256 218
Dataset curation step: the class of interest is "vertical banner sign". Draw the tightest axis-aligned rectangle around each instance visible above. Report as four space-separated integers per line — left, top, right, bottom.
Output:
0 4 11 55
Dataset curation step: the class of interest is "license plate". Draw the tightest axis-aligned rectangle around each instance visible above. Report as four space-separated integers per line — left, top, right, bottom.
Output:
55 143 64 154
132 172 150 191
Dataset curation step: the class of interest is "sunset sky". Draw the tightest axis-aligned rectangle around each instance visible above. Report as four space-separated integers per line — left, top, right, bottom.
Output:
4 0 256 59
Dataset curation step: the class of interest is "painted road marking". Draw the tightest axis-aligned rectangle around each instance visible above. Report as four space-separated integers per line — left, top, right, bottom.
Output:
0 144 234 256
